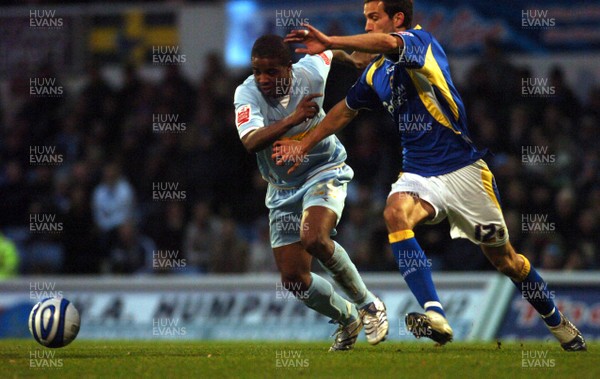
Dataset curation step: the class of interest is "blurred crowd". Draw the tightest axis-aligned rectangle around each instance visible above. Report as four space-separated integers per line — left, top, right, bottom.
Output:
0 41 599 276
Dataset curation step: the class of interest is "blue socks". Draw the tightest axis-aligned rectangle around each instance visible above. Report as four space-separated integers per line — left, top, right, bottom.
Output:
389 230 446 317
389 229 561 328
511 254 561 327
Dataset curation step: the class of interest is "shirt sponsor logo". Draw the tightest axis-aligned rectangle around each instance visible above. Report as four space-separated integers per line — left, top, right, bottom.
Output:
236 105 251 128
318 52 331 65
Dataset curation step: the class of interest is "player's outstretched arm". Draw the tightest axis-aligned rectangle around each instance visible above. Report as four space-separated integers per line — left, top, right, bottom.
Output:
331 50 374 70
285 24 402 55
241 93 322 153
272 99 357 174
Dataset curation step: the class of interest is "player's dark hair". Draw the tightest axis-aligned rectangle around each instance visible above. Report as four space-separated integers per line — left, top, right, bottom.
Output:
364 0 413 29
251 35 292 66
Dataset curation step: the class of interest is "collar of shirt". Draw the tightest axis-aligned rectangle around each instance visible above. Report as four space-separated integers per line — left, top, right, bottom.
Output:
278 94 290 108
278 70 299 108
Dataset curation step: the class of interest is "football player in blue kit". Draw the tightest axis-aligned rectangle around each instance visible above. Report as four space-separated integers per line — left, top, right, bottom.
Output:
276 0 586 351
234 35 388 351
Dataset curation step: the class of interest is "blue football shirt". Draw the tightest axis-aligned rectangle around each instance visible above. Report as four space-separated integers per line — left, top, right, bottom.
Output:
346 25 486 176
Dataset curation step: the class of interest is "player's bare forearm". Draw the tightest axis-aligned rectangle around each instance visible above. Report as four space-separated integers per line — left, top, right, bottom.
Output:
271 100 356 174
302 100 357 151
242 94 323 153
286 25 402 56
329 34 402 55
331 50 374 70
241 118 296 153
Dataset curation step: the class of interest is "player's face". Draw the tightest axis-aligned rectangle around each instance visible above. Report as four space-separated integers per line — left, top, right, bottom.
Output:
251 56 291 98
364 1 398 33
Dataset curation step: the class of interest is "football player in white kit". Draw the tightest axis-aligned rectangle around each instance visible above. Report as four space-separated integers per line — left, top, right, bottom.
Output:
233 34 388 351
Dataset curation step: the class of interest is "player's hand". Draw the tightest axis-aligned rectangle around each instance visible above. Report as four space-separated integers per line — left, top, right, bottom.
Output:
286 93 322 126
271 139 308 175
284 24 331 55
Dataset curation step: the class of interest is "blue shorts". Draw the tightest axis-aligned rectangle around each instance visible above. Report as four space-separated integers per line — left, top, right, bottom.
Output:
266 164 353 248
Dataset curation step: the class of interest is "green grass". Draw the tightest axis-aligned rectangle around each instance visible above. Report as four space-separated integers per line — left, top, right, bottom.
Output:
1 340 599 379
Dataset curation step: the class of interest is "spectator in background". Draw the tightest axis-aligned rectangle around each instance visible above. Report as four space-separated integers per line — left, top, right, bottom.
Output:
506 104 530 156
21 63 64 145
539 240 565 270
337 202 376 270
465 37 519 124
584 86 600 119
0 161 30 228
160 65 196 121
211 216 247 273
554 187 578 248
92 162 136 260
571 209 599 269
115 64 142 126
247 220 277 272
29 166 55 205
108 220 155 274
198 52 229 106
548 66 580 119
54 114 83 166
80 62 114 124
61 185 99 274
145 202 186 256
183 201 219 273
23 202 63 274
1 32 597 275
346 121 382 186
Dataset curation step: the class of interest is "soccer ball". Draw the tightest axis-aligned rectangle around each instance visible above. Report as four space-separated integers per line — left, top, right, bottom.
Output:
29 297 80 348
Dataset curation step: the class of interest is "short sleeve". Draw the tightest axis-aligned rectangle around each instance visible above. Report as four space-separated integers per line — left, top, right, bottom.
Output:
391 29 431 69
296 50 333 81
233 85 264 139
345 66 381 111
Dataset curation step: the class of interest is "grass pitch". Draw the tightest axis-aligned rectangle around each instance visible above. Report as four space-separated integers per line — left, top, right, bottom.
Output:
1 340 599 379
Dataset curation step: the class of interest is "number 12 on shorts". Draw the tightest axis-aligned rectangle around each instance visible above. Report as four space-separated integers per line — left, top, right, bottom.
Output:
475 223 497 242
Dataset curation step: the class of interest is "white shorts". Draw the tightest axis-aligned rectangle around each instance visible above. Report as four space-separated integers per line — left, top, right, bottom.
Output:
389 159 509 247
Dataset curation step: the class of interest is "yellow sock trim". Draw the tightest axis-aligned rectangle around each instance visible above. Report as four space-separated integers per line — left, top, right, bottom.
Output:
517 254 531 282
388 230 415 243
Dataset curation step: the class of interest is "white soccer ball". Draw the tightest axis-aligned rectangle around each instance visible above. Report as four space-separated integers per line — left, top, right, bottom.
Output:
29 297 80 348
